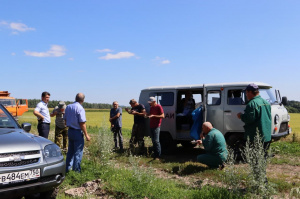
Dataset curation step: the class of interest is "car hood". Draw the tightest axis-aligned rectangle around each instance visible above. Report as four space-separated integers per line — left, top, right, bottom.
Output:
0 128 51 153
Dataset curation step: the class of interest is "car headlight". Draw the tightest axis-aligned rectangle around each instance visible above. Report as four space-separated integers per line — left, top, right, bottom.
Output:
44 144 62 158
274 114 279 125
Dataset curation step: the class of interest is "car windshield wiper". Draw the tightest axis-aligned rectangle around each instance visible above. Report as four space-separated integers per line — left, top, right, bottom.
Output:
0 126 16 128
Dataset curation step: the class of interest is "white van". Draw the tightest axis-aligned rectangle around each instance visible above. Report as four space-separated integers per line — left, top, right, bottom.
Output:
139 82 291 153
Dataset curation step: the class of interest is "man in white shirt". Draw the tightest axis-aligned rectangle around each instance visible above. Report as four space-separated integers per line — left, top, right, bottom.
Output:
33 91 51 138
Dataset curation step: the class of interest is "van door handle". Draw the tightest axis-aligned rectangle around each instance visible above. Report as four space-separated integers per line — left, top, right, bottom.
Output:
224 110 231 113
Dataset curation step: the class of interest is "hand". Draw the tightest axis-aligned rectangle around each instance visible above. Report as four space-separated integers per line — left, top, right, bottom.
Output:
109 118 112 122
86 134 91 141
237 112 242 119
38 117 44 121
200 132 204 139
196 140 202 145
148 114 153 118
125 108 129 112
131 110 137 115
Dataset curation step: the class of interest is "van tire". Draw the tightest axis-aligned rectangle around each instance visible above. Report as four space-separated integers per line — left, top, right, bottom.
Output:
160 132 176 155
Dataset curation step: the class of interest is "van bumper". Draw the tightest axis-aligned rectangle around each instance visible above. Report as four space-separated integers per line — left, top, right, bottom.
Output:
271 128 291 140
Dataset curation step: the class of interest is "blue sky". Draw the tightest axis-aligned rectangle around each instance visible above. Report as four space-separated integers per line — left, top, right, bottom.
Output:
1 1 299 105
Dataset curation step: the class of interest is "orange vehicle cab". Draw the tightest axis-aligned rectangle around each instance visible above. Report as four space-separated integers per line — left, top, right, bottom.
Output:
0 91 28 117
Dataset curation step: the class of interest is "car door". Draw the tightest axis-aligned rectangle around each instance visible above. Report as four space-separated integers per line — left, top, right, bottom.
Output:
205 87 224 133
223 87 245 133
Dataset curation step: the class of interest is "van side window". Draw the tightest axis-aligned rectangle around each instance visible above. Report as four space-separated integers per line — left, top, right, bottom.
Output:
227 90 244 105
207 91 221 105
149 92 174 106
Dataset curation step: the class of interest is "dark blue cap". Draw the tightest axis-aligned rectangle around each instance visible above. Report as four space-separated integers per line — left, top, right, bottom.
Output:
245 83 259 91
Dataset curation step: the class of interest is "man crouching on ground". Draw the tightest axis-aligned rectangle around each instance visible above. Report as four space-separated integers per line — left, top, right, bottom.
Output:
196 122 228 168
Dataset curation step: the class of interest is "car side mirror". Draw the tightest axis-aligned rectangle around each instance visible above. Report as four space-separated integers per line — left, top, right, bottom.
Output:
281 96 288 106
22 123 31 132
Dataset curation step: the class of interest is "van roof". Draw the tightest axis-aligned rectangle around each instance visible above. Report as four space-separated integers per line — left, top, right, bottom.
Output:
142 82 272 91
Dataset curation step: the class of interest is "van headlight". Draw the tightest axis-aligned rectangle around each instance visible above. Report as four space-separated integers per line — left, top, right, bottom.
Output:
274 114 279 125
44 144 62 158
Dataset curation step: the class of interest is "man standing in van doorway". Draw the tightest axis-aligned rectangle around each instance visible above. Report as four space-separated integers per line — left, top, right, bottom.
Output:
125 99 146 154
237 83 272 153
147 97 164 160
33 91 51 139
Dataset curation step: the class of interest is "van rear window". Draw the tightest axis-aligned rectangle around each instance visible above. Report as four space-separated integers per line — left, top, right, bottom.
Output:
149 92 174 106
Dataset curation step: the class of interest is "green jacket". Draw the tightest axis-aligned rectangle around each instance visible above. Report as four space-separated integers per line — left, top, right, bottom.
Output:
203 128 228 162
241 95 271 142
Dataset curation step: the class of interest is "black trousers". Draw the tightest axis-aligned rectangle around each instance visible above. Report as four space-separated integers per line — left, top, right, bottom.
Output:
37 123 50 139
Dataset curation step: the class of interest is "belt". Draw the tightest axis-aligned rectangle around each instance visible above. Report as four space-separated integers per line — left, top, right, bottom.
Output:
40 123 50 125
69 127 81 130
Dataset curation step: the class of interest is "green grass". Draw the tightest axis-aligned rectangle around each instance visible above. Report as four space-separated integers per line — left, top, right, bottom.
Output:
17 110 300 198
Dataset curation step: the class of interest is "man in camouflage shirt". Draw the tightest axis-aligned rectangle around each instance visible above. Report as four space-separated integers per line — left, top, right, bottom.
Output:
51 101 68 151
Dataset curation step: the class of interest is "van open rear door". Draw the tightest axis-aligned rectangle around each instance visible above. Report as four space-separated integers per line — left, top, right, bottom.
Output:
202 84 207 122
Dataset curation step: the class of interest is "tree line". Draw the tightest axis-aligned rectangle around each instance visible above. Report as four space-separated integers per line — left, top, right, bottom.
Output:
27 99 113 109
27 99 300 112
285 100 300 113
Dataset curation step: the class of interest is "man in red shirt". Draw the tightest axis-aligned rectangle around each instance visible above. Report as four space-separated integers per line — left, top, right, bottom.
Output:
147 97 164 160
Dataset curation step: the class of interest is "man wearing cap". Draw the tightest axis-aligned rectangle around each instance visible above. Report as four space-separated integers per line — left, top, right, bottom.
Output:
147 97 164 160
109 101 123 151
125 99 146 153
64 93 91 173
33 91 51 139
51 101 68 151
237 83 272 151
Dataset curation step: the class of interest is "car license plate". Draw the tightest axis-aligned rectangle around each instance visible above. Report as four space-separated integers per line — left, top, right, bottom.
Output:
0 169 40 184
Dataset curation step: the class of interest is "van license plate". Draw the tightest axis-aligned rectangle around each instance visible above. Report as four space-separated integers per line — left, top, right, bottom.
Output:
0 169 40 184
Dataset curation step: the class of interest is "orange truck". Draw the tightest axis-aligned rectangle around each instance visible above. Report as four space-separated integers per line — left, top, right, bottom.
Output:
0 91 28 117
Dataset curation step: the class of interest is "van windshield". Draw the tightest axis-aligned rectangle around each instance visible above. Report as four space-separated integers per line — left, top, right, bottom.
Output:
258 89 277 104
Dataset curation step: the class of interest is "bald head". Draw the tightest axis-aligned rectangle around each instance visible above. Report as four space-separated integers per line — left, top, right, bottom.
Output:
76 93 85 103
202 122 213 134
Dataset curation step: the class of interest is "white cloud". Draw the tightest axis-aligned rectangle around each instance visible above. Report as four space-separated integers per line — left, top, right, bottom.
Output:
11 52 16 56
10 22 35 32
99 51 135 60
24 45 66 57
161 60 170 64
96 49 113 53
68 57 74 61
0 21 35 34
154 56 171 65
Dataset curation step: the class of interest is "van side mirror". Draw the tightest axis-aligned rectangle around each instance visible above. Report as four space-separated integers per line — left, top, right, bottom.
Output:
281 96 288 106
21 123 31 132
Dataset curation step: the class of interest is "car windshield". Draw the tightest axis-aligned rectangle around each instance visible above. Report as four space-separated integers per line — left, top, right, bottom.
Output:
259 89 277 104
0 99 16 106
0 105 18 128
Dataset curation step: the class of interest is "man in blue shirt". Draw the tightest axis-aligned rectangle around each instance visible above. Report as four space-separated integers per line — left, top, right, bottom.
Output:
64 93 91 172
109 101 123 151
33 91 51 138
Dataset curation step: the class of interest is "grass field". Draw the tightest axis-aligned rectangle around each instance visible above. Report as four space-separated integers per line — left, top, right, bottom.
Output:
17 109 300 198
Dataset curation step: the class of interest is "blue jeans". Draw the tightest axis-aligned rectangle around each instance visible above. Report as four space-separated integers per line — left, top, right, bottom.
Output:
150 127 161 158
66 128 84 172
